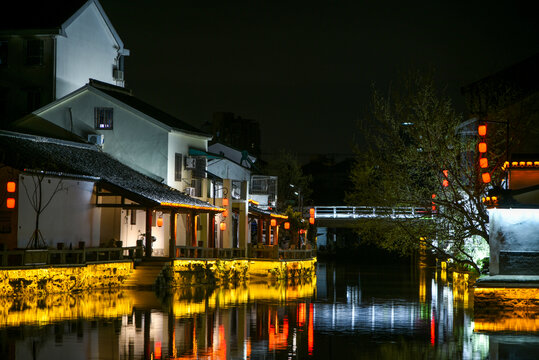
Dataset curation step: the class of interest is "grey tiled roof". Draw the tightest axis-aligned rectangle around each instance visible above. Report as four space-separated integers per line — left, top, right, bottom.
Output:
0 131 222 211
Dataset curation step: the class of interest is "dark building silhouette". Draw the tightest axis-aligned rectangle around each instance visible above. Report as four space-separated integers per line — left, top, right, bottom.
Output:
202 112 262 158
302 155 354 206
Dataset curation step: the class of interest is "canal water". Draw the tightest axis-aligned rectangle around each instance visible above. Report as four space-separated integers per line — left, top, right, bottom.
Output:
1 259 539 359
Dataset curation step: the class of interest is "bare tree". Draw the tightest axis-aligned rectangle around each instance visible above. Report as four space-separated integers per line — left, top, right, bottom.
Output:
21 172 65 249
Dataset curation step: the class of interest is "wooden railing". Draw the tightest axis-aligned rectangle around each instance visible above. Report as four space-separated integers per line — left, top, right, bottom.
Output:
0 246 143 267
175 245 316 261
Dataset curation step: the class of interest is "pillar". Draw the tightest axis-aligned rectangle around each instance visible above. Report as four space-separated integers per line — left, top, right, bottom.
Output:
222 179 233 248
169 210 177 259
199 213 209 248
238 182 249 256
145 208 152 258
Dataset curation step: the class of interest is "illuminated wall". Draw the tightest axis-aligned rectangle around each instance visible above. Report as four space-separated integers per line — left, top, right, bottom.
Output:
17 174 101 249
0 261 132 297
488 208 539 275
163 259 317 287
55 1 126 98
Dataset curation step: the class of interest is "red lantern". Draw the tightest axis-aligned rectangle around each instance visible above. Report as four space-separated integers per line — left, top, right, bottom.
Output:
309 217 315 225
271 219 276 227
482 172 491 183
442 179 449 187
309 208 315 217
157 217 163 227
478 142 487 153
7 181 16 193
220 222 226 231
222 209 228 217
284 222 290 230
6 198 15 209
222 198 229 206
479 157 488 169
478 124 487 137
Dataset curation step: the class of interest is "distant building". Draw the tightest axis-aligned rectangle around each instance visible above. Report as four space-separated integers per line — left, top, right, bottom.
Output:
202 112 261 158
461 53 539 154
0 0 129 128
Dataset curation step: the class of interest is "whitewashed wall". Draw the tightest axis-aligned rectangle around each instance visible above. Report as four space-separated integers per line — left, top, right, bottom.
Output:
207 158 251 182
489 208 539 275
119 209 168 256
37 90 169 181
17 175 100 248
167 131 209 190
56 2 123 99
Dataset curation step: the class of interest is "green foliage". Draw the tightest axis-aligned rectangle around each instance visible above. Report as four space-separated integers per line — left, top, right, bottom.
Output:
264 150 312 211
346 72 505 272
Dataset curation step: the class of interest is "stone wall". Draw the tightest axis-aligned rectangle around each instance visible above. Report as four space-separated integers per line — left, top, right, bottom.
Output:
474 287 539 311
0 261 133 297
160 258 317 288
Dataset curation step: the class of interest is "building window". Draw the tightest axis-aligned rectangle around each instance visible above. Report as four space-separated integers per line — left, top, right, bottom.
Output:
26 39 43 65
94 107 113 129
0 41 7 65
130 209 136 225
25 88 41 113
191 179 202 197
175 153 182 181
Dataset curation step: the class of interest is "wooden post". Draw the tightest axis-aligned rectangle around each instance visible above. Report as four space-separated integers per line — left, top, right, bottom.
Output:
190 211 197 247
169 210 177 259
145 208 152 258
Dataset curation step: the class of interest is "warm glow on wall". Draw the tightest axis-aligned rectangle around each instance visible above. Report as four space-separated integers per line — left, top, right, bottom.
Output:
7 181 16 193
284 222 290 229
220 222 226 231
6 198 15 209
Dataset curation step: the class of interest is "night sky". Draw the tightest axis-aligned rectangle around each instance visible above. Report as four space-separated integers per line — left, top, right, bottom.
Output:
100 0 539 162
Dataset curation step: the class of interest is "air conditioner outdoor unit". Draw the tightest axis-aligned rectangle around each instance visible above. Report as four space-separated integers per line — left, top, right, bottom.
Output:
88 134 105 146
113 69 124 81
185 157 196 169
184 187 196 197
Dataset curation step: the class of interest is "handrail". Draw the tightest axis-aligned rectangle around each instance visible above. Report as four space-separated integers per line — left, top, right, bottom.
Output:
0 246 143 267
313 206 428 219
174 245 316 261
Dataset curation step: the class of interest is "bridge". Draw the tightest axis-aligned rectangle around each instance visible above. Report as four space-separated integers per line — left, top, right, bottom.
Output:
309 206 431 228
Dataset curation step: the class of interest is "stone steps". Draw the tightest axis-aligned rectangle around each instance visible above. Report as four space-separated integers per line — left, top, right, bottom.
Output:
124 260 169 288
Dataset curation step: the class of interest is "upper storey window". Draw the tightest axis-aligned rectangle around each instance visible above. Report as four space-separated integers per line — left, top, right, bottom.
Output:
94 107 113 129
26 39 43 65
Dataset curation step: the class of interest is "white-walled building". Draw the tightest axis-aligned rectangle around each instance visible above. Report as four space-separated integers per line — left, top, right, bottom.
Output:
0 131 222 256
0 0 129 127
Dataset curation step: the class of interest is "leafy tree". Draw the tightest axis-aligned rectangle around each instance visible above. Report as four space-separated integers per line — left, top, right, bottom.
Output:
346 73 513 273
265 150 312 212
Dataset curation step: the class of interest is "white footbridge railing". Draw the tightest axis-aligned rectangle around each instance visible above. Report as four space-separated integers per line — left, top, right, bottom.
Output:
313 206 429 220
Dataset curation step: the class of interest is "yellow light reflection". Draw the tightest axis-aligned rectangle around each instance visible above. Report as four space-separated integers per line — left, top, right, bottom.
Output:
475 311 539 332
0 290 133 327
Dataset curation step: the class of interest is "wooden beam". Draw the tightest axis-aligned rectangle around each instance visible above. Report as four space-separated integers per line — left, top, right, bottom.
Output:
145 208 152 258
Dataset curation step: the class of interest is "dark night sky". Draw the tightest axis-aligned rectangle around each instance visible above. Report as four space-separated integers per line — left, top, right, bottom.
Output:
100 0 539 162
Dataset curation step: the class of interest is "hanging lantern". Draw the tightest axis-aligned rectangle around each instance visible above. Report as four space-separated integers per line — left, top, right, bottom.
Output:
222 198 229 206
309 208 315 216
220 222 226 231
6 198 15 209
157 217 163 227
222 209 228 217
480 157 488 169
478 142 487 153
482 172 491 183
478 124 487 136
7 181 16 193
309 217 315 225
284 222 290 230
271 219 277 227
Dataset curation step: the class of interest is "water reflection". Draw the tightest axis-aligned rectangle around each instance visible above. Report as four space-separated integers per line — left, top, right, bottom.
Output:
2 262 539 359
